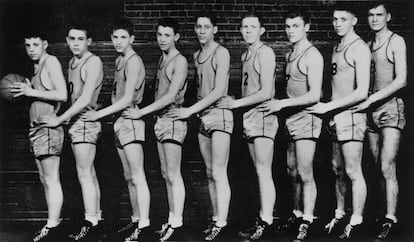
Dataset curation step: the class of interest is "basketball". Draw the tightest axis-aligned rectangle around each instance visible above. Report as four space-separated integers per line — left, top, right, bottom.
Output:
0 73 26 102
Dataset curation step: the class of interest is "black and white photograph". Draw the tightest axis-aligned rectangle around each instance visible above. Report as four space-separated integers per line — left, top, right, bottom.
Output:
0 0 413 241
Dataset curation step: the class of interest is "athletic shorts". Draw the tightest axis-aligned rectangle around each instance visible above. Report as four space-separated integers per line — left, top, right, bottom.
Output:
29 125 64 159
328 110 367 142
199 107 233 137
368 97 406 132
286 110 322 140
243 107 278 143
68 118 101 144
154 115 187 145
114 116 145 149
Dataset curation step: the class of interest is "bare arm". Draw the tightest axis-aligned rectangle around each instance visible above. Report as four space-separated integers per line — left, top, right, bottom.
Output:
366 35 407 104
139 55 188 116
280 48 323 108
12 56 67 102
94 56 143 119
57 56 103 124
233 47 276 108
187 47 230 114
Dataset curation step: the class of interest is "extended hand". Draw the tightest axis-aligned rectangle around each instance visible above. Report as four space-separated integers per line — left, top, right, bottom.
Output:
306 102 331 115
166 108 192 120
122 106 143 119
216 96 236 109
80 110 99 121
10 78 34 97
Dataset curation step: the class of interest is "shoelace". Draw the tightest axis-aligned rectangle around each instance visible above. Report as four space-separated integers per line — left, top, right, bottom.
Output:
33 227 49 242
325 218 339 234
203 222 215 235
278 216 296 230
339 224 353 239
118 221 136 233
159 226 174 241
296 223 309 240
156 223 170 236
250 224 265 240
125 228 141 242
377 222 392 239
73 226 90 240
205 226 222 241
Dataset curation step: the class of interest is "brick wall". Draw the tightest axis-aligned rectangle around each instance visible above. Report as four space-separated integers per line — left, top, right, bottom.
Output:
0 0 413 230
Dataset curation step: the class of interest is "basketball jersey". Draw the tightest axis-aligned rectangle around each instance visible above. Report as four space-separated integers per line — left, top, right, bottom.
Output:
29 54 61 124
68 53 103 111
195 45 229 101
286 45 315 98
112 53 146 106
241 44 275 98
155 52 187 108
370 33 396 93
331 38 365 100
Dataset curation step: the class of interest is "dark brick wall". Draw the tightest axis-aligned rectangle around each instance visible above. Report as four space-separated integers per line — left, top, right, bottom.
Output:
0 0 413 233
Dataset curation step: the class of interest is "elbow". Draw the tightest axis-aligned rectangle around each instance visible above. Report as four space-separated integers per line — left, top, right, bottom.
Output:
59 92 68 102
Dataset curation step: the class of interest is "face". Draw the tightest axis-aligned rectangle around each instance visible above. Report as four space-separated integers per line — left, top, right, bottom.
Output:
368 5 390 32
332 10 357 36
194 17 217 45
285 16 309 44
240 17 264 45
66 29 91 56
24 37 47 61
111 29 134 53
156 25 179 52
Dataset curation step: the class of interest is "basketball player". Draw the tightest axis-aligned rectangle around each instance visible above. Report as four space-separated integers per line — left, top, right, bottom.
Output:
168 10 233 241
217 10 277 241
122 17 188 241
41 23 104 241
81 19 151 241
351 2 407 240
307 4 371 239
11 26 67 242
257 9 323 241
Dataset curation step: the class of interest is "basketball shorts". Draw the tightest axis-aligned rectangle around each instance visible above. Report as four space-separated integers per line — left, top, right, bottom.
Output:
243 107 278 143
114 116 145 149
154 115 187 145
68 118 101 144
368 97 405 132
286 110 322 141
199 107 233 138
29 125 64 159
328 110 367 142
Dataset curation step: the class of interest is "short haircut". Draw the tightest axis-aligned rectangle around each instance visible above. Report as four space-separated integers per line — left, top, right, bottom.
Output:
368 1 391 14
158 17 180 34
333 2 358 17
194 9 217 26
68 21 92 38
242 10 264 26
24 23 47 41
112 18 134 35
285 8 311 24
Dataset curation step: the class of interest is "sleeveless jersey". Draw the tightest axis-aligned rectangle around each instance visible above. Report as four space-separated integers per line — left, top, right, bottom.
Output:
286 45 316 98
68 53 103 111
331 38 365 100
29 54 61 124
195 45 229 100
155 52 187 108
241 45 275 98
370 33 395 93
112 53 146 106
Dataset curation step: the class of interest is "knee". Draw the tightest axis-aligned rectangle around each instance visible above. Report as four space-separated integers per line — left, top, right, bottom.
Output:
298 167 314 183
287 165 298 179
166 171 180 185
381 164 397 181
38 173 46 185
344 165 362 181
211 168 226 183
205 168 214 181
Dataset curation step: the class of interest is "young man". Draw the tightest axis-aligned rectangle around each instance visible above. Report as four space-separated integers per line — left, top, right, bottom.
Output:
11 26 67 242
307 4 371 240
122 17 188 241
168 10 233 241
257 9 324 241
41 23 104 241
217 11 277 241
352 2 407 240
81 19 151 241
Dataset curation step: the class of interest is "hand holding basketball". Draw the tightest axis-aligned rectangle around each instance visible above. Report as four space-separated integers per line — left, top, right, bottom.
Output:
11 78 34 98
0 73 26 102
